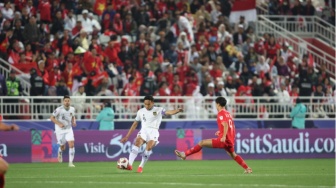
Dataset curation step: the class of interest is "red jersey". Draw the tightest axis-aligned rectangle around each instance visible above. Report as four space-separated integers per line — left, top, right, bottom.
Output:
38 1 51 22
217 109 235 146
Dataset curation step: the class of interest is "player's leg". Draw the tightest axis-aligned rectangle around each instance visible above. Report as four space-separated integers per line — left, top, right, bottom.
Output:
65 131 75 167
138 130 159 173
225 150 252 173
56 132 66 163
175 139 214 160
138 140 156 173
127 135 145 170
0 156 9 188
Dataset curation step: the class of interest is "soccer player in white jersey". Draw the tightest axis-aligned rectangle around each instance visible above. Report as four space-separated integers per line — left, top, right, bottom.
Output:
120 95 183 173
50 95 77 167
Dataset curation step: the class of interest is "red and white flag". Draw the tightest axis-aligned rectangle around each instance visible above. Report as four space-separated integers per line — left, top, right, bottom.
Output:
229 0 257 23
170 23 179 38
308 53 314 67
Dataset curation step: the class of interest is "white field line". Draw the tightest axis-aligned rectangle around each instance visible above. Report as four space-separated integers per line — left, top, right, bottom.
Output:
8 180 335 188
6 173 335 179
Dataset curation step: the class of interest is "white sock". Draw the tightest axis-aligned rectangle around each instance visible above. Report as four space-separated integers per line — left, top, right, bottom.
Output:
139 150 151 168
128 145 139 166
69 148 75 163
58 147 62 153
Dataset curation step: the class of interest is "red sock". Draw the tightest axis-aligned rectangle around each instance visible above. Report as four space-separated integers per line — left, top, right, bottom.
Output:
0 174 4 188
234 155 248 169
185 144 202 156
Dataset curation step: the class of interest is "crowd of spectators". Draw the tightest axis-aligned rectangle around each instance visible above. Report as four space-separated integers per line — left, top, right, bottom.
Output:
0 0 334 119
266 0 335 27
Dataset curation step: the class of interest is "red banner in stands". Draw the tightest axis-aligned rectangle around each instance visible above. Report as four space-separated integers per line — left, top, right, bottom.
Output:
231 0 256 11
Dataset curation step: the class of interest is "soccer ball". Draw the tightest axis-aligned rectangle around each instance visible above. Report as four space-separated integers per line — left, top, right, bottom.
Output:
117 157 129 169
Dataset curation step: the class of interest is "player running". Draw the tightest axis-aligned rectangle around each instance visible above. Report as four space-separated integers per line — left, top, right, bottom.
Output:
175 96 252 173
50 95 77 167
120 95 183 173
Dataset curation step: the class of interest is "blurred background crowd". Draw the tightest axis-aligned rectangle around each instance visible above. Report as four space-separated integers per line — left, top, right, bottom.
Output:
0 0 334 119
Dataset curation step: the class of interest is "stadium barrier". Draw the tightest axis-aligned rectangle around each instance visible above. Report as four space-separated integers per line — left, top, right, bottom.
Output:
2 119 335 131
0 96 335 120
0 129 334 163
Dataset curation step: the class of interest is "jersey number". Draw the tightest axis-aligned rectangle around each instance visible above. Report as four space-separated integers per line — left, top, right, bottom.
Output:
228 119 233 129
228 119 233 135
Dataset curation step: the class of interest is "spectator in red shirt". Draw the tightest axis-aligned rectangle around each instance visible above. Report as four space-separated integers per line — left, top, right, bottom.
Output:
163 64 174 84
71 20 82 37
155 82 170 99
112 13 123 35
48 65 62 87
170 84 184 103
24 43 34 62
38 0 52 23
169 74 184 93
0 29 12 60
104 39 122 66
62 62 74 89
26 0 36 17
264 35 280 59
82 47 104 77
254 37 265 55
45 52 59 72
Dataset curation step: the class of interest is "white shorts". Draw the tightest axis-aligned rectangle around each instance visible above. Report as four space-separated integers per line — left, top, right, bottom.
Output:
137 128 159 143
55 130 75 145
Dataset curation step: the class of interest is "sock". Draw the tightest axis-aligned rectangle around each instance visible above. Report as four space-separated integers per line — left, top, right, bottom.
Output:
234 155 248 169
139 150 151 168
0 174 4 188
128 146 139 166
185 144 202 156
58 147 62 153
69 148 75 163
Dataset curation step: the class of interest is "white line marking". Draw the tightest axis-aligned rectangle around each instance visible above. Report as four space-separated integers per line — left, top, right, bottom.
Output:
9 181 334 188
6 173 334 179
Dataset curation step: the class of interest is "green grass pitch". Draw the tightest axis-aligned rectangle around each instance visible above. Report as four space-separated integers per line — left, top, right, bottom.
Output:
6 159 335 188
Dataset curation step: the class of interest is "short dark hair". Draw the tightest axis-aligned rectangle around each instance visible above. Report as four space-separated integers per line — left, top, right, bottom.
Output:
104 102 111 107
63 95 70 100
143 95 154 101
215 97 227 107
296 98 301 104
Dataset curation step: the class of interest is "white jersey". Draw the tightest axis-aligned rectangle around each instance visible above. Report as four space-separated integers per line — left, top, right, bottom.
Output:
52 105 76 132
135 106 166 129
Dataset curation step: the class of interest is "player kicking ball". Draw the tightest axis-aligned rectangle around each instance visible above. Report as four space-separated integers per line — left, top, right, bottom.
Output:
175 96 252 174
120 95 183 173
50 95 77 167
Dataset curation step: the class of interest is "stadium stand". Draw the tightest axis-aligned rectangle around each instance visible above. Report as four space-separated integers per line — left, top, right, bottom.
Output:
0 0 334 120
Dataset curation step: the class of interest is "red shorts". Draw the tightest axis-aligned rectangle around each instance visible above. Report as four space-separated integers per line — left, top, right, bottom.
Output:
211 138 235 153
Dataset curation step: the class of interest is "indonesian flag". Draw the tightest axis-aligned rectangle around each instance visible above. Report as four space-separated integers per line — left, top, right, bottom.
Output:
94 0 107 16
170 23 193 43
170 23 178 38
308 53 314 67
13 62 37 74
229 0 257 23
43 23 50 33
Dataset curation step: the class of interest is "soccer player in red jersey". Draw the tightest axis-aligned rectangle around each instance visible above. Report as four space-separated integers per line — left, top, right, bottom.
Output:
175 96 252 173
0 155 8 188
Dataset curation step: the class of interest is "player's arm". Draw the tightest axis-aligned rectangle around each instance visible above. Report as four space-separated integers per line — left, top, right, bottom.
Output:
71 116 76 127
0 122 20 131
50 115 64 128
165 108 183 115
120 121 139 143
220 121 228 142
